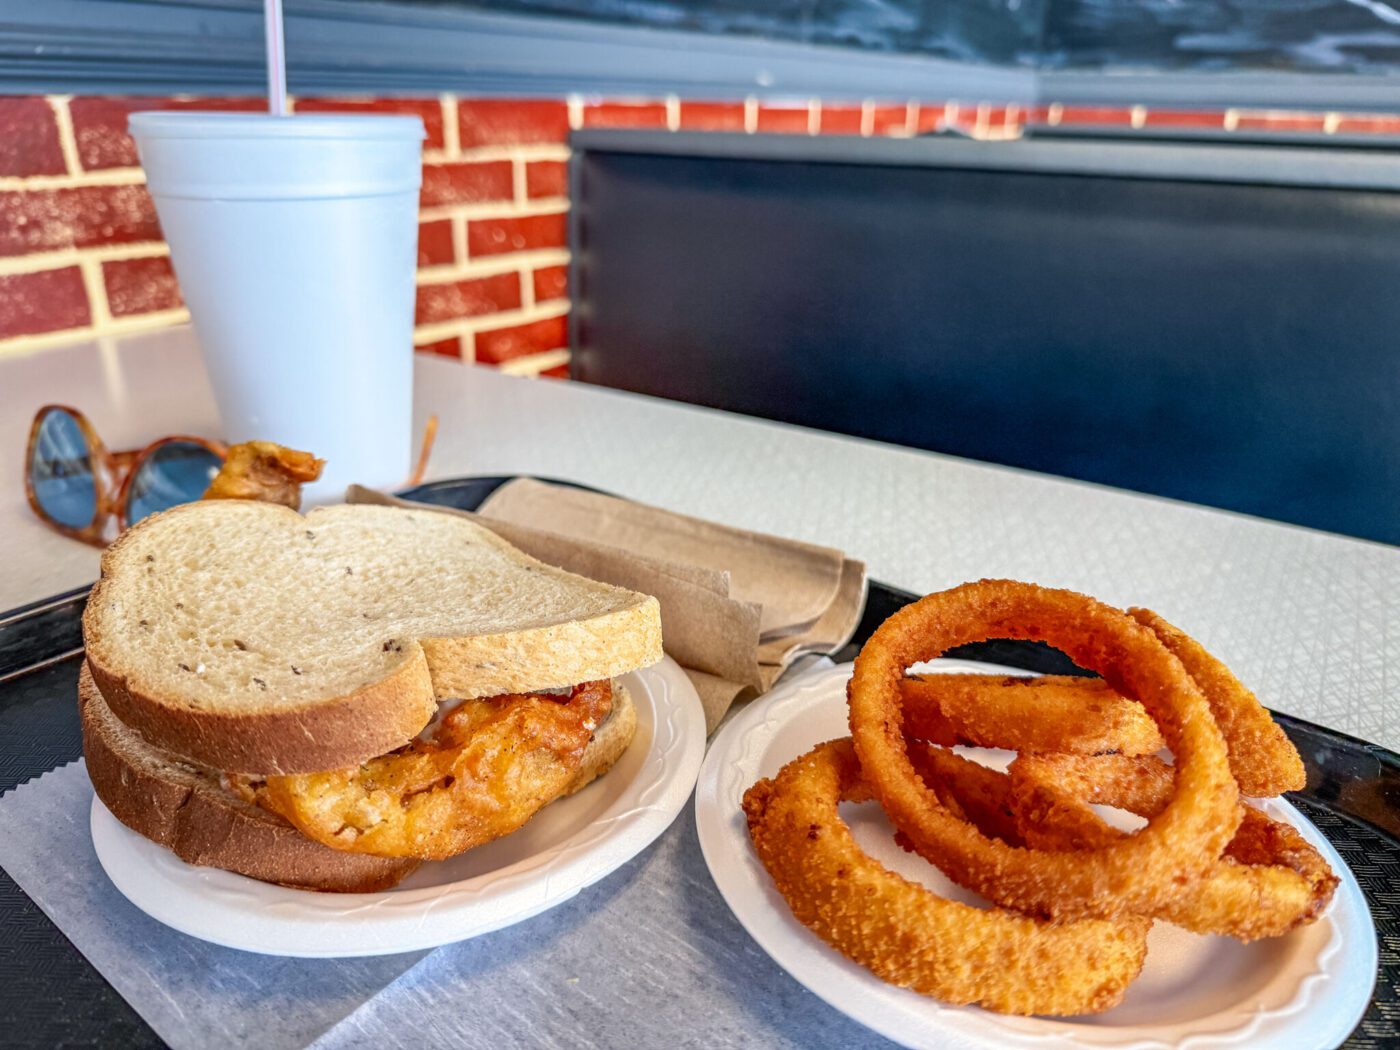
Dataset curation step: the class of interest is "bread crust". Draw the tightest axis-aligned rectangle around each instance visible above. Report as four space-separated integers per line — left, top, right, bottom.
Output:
86 636 437 775
80 664 418 892
422 604 662 700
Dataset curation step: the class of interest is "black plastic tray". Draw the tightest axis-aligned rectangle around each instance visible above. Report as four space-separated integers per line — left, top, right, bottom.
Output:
0 476 1395 1048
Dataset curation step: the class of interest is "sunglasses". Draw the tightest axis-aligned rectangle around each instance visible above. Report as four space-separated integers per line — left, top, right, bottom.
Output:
28 406 442 547
25 405 229 547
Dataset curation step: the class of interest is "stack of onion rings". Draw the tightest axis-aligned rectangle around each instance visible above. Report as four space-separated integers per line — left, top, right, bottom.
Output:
849 580 1240 920
742 579 1333 1018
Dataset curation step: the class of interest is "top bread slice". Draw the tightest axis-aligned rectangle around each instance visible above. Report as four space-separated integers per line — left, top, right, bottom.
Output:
84 501 662 774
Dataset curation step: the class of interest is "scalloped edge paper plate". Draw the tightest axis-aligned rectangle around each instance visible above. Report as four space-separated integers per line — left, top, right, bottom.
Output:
92 656 705 957
696 662 1376 1050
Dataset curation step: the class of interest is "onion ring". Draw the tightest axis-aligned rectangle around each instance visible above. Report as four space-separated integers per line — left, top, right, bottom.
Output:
848 579 1240 920
902 674 1163 755
742 739 1151 1016
1009 754 1337 940
906 744 1026 847
1130 609 1305 796
258 680 611 859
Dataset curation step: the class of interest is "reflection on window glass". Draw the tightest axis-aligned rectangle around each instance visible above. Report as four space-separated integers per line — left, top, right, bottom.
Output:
351 0 1045 65
1043 0 1400 74
339 0 1400 74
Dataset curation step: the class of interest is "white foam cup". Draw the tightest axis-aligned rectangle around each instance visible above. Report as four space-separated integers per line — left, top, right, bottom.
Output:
130 112 425 500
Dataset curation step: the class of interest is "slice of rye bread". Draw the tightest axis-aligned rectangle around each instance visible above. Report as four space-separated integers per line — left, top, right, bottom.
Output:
80 663 418 892
83 501 662 773
82 665 639 889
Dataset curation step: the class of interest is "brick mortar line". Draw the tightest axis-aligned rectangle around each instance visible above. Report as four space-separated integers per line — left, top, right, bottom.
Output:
417 247 569 283
411 320 488 345
412 318 476 346
78 257 110 328
412 299 568 343
901 100 918 137
425 144 570 165
449 215 469 271
0 242 170 277
439 95 460 156
412 323 478 363
48 95 82 177
499 348 569 377
0 168 146 191
418 200 568 223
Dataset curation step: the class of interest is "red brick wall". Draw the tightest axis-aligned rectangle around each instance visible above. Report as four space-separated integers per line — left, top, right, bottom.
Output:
3 94 1399 375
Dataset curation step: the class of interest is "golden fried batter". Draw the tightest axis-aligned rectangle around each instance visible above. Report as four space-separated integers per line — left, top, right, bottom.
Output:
202 441 325 510
743 739 1151 1016
257 680 612 860
1130 608 1306 796
902 674 1164 755
1009 753 1337 941
850 580 1241 921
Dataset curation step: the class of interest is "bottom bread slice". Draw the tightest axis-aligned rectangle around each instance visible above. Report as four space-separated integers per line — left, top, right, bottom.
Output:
82 663 638 889
81 662 420 892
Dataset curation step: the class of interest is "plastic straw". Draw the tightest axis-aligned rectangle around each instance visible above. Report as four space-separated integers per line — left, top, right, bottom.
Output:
264 0 288 116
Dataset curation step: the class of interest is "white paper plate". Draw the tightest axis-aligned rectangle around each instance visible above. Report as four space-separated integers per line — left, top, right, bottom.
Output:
696 661 1377 1050
92 656 706 957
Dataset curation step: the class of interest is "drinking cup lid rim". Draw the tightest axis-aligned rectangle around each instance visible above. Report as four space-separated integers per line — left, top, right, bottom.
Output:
129 112 426 141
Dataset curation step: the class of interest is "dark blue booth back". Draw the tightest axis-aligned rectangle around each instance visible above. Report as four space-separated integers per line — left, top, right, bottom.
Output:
571 139 1400 545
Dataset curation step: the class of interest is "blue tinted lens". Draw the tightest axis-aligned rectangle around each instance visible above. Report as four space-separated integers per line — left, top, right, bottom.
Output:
126 442 223 524
30 409 97 528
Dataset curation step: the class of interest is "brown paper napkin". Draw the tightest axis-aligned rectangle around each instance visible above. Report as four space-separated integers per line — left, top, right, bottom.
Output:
348 480 866 731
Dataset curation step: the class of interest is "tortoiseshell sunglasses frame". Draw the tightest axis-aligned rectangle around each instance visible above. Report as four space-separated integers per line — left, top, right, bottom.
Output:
25 404 228 548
